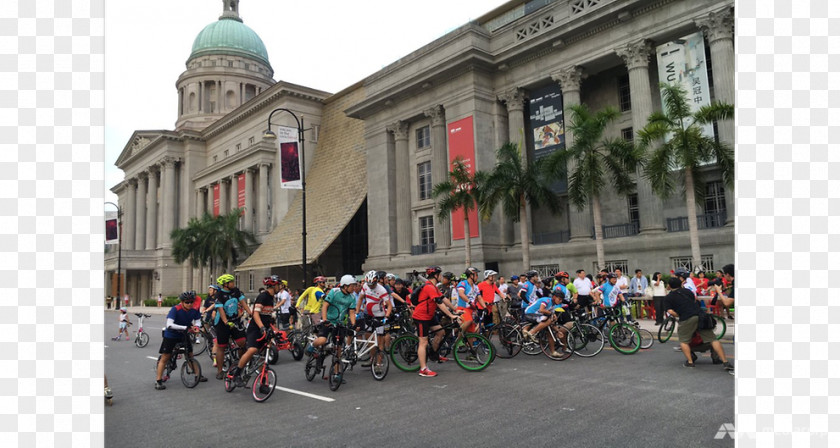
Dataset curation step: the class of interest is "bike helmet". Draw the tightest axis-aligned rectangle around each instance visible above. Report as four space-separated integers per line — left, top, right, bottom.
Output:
270 274 281 283
208 284 220 291
441 271 455 281
217 273 235 285
120 307 127 312
263 277 280 287
525 270 539 279
179 291 196 302
313 276 327 284
554 271 570 279
376 270 387 280
606 273 617 279
385 273 396 281
339 274 357 287
364 270 379 284
673 269 690 278
425 266 442 277
483 269 498 280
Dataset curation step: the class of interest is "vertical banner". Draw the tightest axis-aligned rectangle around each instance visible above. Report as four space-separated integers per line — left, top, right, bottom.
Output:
656 31 713 139
213 183 220 216
105 211 118 243
276 125 302 189
528 83 565 160
447 116 479 240
237 173 246 216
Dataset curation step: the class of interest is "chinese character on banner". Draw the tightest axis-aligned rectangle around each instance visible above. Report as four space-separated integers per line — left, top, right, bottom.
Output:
655 31 713 139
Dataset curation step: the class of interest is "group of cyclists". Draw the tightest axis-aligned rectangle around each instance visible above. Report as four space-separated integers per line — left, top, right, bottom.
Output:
150 262 735 389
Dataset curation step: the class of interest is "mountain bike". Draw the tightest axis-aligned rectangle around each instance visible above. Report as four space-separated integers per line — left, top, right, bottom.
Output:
390 319 494 372
132 313 151 348
155 333 202 388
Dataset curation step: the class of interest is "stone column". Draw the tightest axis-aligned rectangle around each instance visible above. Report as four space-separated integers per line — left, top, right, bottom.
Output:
696 7 735 226
258 163 269 233
244 168 254 232
552 66 594 242
134 172 147 250
498 88 529 245
195 188 203 218
230 173 238 214
424 105 450 250
616 39 666 233
388 121 411 255
123 179 136 251
145 166 159 250
161 157 177 247
219 176 230 215
206 186 213 215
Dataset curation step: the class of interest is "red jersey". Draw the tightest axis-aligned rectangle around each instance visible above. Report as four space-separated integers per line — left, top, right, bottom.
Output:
411 281 441 321
476 281 501 310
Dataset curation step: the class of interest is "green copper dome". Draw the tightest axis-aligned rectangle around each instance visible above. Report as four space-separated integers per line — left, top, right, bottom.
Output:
189 17 270 66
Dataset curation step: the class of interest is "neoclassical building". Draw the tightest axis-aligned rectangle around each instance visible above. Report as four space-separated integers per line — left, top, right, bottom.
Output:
106 0 735 302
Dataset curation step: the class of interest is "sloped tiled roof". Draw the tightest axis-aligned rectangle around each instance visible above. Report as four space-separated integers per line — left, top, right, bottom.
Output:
236 85 366 271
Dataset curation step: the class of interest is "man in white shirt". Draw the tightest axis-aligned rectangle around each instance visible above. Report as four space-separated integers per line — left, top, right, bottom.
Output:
573 269 593 313
275 278 293 329
494 277 509 324
614 268 630 295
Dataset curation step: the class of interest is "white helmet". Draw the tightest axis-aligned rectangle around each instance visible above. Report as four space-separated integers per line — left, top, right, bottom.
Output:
364 270 378 284
339 275 357 287
385 273 396 281
483 269 498 280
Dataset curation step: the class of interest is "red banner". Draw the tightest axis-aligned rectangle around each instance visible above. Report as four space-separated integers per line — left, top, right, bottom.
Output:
213 184 220 216
237 173 246 216
447 116 479 240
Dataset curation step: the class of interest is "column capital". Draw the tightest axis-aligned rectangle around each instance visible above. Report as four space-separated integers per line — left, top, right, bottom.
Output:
497 88 527 113
386 121 410 141
551 66 587 94
694 7 734 45
137 170 149 180
147 163 161 174
127 177 138 187
423 105 445 127
615 39 654 70
220 176 232 184
258 162 271 170
160 156 177 167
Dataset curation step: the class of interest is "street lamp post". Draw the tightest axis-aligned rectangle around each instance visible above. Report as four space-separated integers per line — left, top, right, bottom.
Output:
263 109 307 291
105 202 122 308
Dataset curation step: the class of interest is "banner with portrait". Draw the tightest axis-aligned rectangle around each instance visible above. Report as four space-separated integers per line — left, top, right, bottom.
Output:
276 125 302 189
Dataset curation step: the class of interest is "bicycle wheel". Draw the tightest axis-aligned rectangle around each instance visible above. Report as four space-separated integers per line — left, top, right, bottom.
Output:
180 358 201 388
370 348 389 381
304 354 318 382
289 330 305 361
453 333 493 371
328 353 347 391
191 333 208 356
658 319 675 343
495 324 523 358
522 330 542 356
712 316 726 340
251 368 277 403
569 323 605 357
539 328 573 361
135 332 149 348
389 334 421 372
609 323 641 355
268 345 279 365
224 372 235 392
636 328 654 349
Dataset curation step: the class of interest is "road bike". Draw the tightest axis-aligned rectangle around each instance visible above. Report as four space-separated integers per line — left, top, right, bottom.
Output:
132 313 151 348
154 333 202 388
224 326 281 402
566 308 605 357
588 306 642 355
390 319 494 372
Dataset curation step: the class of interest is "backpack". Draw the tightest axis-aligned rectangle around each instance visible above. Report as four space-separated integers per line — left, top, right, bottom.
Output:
223 296 239 318
409 285 423 306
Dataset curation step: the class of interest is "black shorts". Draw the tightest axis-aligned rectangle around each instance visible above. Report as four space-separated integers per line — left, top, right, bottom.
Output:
215 321 245 347
414 316 440 338
316 322 335 339
159 335 192 355
577 294 593 308
245 320 272 349
278 312 291 326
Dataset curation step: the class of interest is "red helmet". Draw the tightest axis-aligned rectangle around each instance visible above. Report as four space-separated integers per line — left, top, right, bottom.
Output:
426 266 442 277
554 271 570 279
314 276 327 283
263 277 279 287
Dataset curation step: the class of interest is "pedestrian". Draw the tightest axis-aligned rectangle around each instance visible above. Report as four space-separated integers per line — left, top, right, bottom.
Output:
573 270 593 316
123 294 130 308
508 275 522 312
497 276 510 322
650 272 666 325
112 308 131 341
156 293 162 308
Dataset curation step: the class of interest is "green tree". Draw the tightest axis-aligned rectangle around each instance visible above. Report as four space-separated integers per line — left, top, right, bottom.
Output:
480 142 560 271
638 82 734 270
170 209 257 279
545 104 641 270
432 157 485 266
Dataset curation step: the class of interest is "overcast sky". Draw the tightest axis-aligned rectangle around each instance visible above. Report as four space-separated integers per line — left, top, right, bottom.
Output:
104 0 511 205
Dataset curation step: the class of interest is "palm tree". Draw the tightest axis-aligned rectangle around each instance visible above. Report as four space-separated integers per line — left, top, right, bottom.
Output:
480 142 560 271
170 215 210 286
170 209 257 278
210 208 258 273
545 104 642 271
432 157 485 266
638 82 734 270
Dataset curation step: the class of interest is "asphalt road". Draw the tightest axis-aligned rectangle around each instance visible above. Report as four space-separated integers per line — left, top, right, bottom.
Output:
104 311 735 448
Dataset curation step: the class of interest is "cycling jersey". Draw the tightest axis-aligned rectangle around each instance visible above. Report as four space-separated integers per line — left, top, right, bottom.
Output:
324 288 357 325
476 281 501 309
456 280 479 308
596 283 622 307
412 281 441 321
163 303 201 339
296 286 326 314
525 297 552 314
362 283 391 317
552 284 571 306
213 287 245 325
252 291 275 324
519 281 538 308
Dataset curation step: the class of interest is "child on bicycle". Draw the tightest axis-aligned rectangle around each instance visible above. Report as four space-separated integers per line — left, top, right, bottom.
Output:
113 308 131 341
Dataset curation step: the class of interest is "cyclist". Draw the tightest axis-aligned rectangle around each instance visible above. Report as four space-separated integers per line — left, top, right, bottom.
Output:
212 274 248 380
308 275 357 356
455 267 485 335
155 292 205 390
275 278 293 329
360 270 394 367
477 270 503 329
518 270 541 310
296 276 328 327
522 290 568 357
413 266 462 377
229 277 279 387
592 273 629 322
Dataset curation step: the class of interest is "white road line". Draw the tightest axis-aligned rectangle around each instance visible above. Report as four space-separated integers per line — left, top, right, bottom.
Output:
147 356 158 360
273 386 335 402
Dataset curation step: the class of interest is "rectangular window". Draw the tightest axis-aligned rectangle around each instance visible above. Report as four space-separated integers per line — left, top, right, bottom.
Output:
418 161 432 200
671 255 714 273
704 181 726 215
593 260 629 275
248 271 254 291
530 264 560 280
627 193 639 227
621 127 633 143
420 216 435 247
416 126 431 149
618 75 631 112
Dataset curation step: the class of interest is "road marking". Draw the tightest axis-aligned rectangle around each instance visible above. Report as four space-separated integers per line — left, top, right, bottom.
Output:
104 345 108 348
147 356 158 360
273 386 335 402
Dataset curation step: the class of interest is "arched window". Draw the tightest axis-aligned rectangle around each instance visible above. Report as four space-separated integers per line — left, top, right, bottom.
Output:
226 90 236 109
189 92 196 112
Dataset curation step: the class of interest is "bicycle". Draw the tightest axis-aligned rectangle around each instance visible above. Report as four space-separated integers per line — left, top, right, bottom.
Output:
493 307 542 358
588 305 642 355
566 308 605 357
154 333 203 388
389 319 494 372
303 324 353 390
658 311 726 343
132 313 151 348
347 317 391 381
224 326 280 402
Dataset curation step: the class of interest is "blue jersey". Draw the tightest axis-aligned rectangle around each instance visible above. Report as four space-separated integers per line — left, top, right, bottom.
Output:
552 284 571 307
597 283 622 307
164 304 201 339
520 281 538 307
456 280 478 308
525 297 552 314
